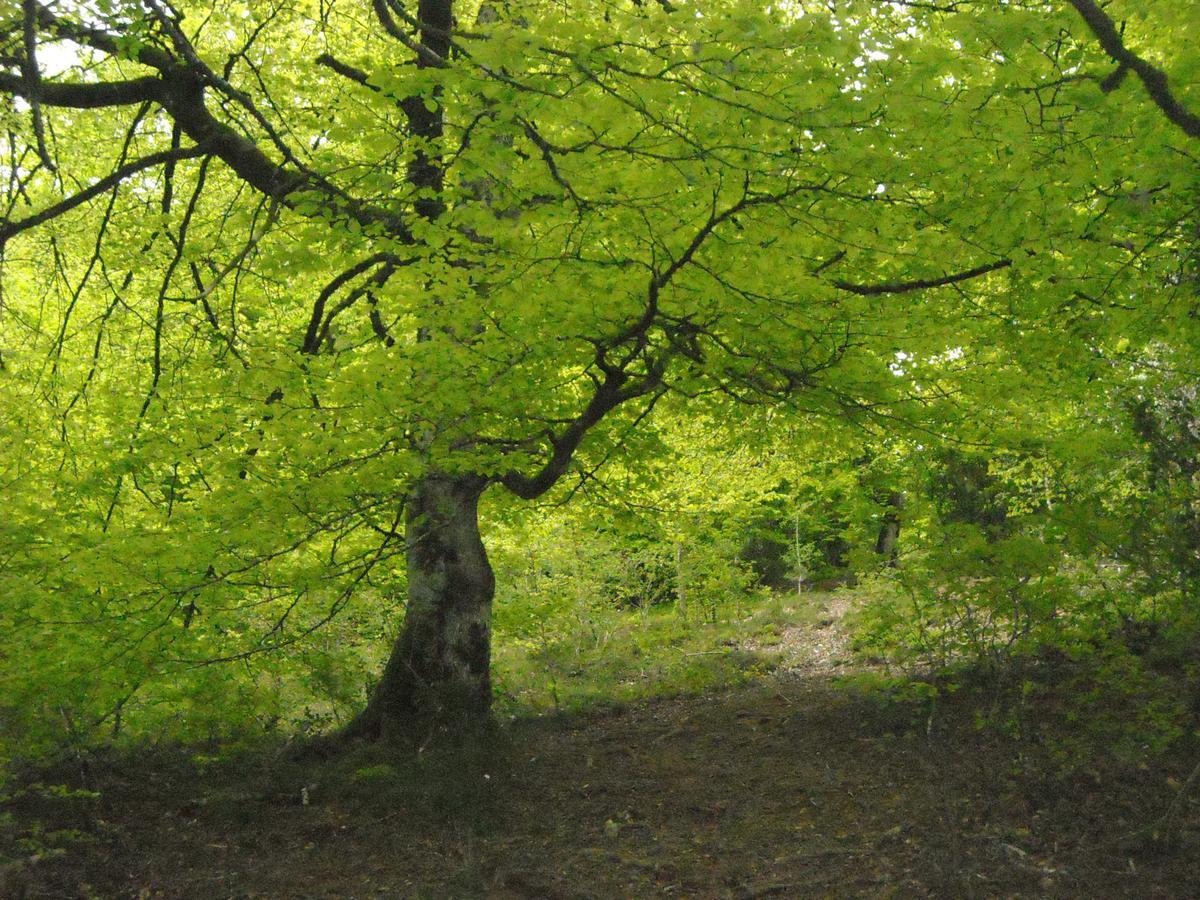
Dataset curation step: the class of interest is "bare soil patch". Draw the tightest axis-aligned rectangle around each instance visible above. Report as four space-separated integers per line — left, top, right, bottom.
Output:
5 601 1199 898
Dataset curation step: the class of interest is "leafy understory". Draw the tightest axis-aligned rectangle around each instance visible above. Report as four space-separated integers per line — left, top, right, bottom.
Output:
1 0 1199 894
3 594 1198 898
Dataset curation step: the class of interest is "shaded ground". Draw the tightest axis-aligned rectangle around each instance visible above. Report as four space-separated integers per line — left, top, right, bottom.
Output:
5 597 1199 898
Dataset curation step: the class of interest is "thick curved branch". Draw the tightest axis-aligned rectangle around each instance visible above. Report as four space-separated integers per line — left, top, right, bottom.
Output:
301 253 405 354
22 3 173 69
832 258 1012 296
1065 0 1200 139
500 366 665 500
315 53 375 90
502 180 836 500
3 2 415 241
371 0 447 68
20 0 54 169
0 71 164 107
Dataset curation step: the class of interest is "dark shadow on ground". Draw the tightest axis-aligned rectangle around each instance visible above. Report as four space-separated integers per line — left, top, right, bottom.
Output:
4 670 1199 899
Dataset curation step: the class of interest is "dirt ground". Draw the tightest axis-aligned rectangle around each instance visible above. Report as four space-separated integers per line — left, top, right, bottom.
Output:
5 600 1199 898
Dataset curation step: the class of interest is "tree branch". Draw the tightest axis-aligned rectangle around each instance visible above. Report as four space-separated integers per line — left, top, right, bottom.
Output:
2 2 415 241
832 258 1012 296
301 253 404 354
371 0 447 68
500 366 664 500
0 71 164 107
1065 0 1200 139
20 0 54 169
502 178 841 499
315 53 376 90
0 145 208 246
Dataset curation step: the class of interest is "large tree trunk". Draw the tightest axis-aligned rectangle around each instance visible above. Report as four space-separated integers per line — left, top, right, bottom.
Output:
344 474 495 743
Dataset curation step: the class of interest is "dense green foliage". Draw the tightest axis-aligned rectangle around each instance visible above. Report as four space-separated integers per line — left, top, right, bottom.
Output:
0 0 1198 768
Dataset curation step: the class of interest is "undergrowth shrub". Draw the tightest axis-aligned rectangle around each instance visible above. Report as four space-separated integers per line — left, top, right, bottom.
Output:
848 522 1198 765
850 523 1088 673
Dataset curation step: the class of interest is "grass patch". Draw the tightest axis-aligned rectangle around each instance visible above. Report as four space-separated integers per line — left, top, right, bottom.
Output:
492 590 836 714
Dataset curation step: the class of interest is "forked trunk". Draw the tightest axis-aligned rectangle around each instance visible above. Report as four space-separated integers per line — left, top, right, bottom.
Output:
344 475 494 743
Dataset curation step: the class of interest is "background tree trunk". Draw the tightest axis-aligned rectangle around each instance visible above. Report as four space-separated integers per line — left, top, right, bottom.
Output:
344 475 494 743
874 491 904 567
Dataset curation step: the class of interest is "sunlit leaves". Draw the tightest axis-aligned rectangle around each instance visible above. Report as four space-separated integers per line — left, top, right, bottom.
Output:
0 0 1196 754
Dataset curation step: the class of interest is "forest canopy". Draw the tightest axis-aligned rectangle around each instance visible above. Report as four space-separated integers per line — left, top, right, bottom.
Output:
0 0 1198 760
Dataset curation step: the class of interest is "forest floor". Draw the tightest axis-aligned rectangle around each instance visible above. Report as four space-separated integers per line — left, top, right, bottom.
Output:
5 593 1200 899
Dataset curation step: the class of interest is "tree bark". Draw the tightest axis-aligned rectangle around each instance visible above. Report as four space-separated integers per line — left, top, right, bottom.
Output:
874 491 904 567
344 474 495 743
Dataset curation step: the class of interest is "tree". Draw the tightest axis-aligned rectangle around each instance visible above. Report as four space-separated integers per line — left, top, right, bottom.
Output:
1 0 1196 744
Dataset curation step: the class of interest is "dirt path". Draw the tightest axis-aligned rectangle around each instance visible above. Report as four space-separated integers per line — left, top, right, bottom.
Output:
6 597 1199 898
743 592 864 677
9 673 1199 899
